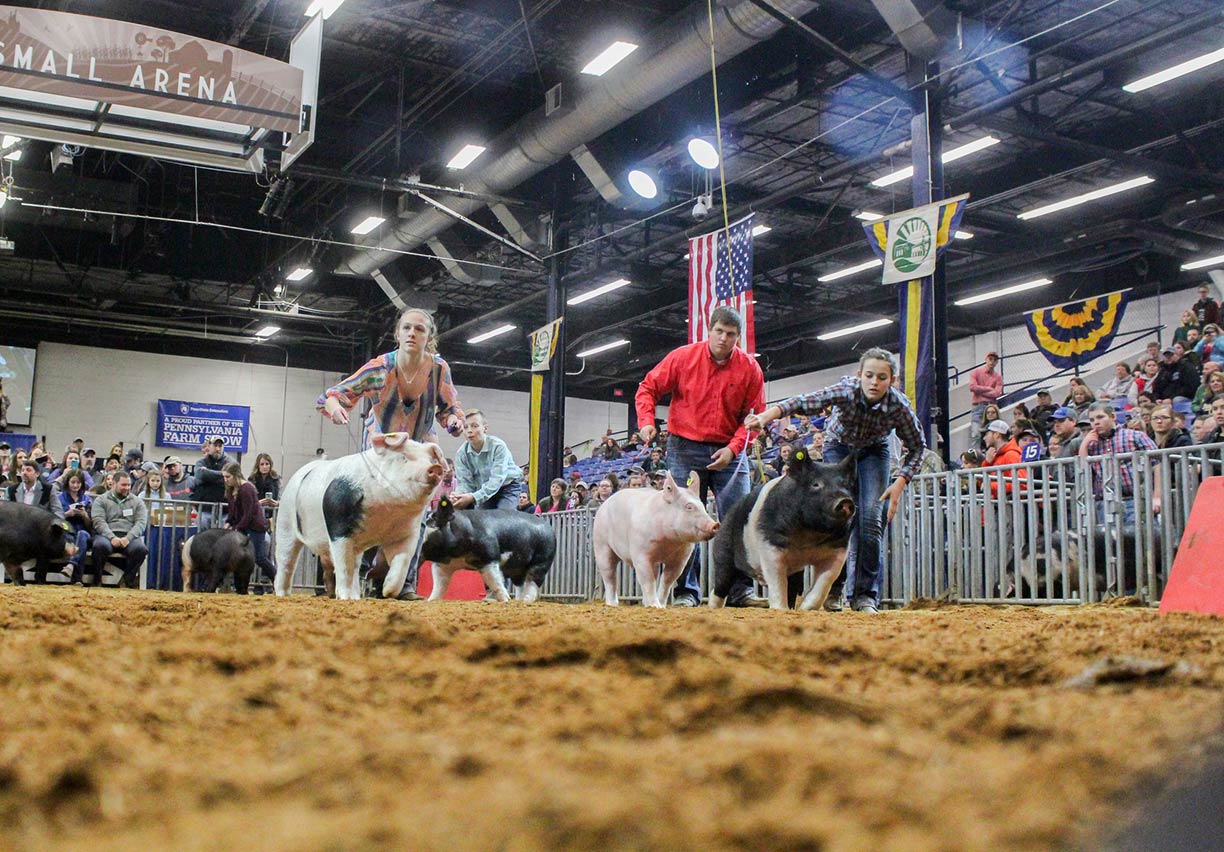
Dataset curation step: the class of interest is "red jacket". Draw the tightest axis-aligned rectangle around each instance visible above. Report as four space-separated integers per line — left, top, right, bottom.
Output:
987 438 1028 496
636 341 765 455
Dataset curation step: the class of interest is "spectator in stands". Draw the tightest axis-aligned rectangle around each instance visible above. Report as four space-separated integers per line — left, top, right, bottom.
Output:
248 453 281 511
89 471 148 588
1192 406 1217 444
959 448 984 469
1016 426 1043 456
1152 344 1200 406
808 428 825 460
1030 390 1058 437
90 471 114 497
1193 365 1223 414
33 450 55 483
1149 405 1193 449
451 410 522 510
1197 323 1224 368
626 469 646 488
7 448 27 481
83 448 99 474
1047 435 1062 457
561 447 578 467
1172 310 1200 346
141 467 168 499
535 478 568 513
162 456 193 500
55 469 92 584
222 462 276 587
1049 407 1082 459
983 419 1022 471
1098 362 1137 406
623 432 644 453
968 352 1003 445
1192 283 1221 328
191 437 232 527
1135 358 1160 397
1078 401 1160 526
0 441 9 475
1068 383 1096 420
565 481 589 510
592 434 623 461
590 475 621 508
7 460 53 507
642 446 666 473
771 442 797 476
52 449 94 489
103 454 122 476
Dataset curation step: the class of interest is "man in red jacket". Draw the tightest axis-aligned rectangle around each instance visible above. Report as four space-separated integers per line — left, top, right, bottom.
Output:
982 419 1027 497
636 305 766 607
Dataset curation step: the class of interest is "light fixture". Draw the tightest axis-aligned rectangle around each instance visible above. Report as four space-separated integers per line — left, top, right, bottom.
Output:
627 168 658 199
954 230 974 240
1016 176 1154 220
258 175 293 219
687 137 720 169
254 325 281 338
1124 46 1224 93
751 224 772 237
817 258 883 282
304 0 346 19
446 144 486 170
577 339 630 358
854 211 884 221
467 323 517 344
568 277 630 306
871 136 1000 187
954 277 1051 306
816 318 893 341
581 41 638 76
2 134 21 162
286 267 313 282
273 283 286 296
1181 254 1224 271
351 215 385 235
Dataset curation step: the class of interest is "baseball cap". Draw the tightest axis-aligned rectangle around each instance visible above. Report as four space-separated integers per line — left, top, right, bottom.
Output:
1052 406 1075 421
574 480 589 490
0 441 9 450
1018 427 1041 439
210 436 226 446
1077 415 1092 427
141 461 160 473
985 420 1010 435
1036 389 1051 397
164 455 183 466
985 351 999 359
124 448 143 460
83 447 95 455
1162 346 1175 355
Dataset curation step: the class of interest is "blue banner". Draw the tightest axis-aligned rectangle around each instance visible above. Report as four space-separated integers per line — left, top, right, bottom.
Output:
157 399 251 453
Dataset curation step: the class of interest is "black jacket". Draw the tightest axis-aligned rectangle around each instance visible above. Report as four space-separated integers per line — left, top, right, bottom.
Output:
191 452 232 503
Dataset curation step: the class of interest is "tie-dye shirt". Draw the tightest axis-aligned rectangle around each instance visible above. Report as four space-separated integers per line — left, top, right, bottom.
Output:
317 351 463 449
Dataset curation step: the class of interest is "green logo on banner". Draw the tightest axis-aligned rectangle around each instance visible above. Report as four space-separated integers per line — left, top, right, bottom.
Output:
892 216 932 273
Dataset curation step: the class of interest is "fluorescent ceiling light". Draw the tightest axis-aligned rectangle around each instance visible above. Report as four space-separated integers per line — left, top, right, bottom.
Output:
286 267 313 281
467 323 517 344
568 277 631 306
854 211 884 221
954 277 1051 307
751 224 772 236
2 134 20 161
627 169 658 199
817 318 893 341
581 41 638 76
446 144 486 170
1124 46 1224 93
1181 253 1224 271
351 215 385 235
1017 176 1154 220
254 325 281 338
871 136 1000 187
304 0 346 19
817 258 883 282
687 137 719 169
577 339 630 358
954 230 974 240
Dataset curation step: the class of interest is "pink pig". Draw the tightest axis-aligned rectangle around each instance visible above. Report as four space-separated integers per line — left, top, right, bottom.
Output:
592 471 720 608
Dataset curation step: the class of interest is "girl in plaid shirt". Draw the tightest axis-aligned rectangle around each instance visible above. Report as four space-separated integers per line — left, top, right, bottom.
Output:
746 348 926 613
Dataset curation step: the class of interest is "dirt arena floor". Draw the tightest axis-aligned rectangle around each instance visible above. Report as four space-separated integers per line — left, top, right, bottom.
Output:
1 588 1222 852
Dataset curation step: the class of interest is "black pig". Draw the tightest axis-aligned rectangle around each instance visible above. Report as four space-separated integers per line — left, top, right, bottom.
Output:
419 498 556 602
181 529 255 594
0 502 79 585
710 450 856 610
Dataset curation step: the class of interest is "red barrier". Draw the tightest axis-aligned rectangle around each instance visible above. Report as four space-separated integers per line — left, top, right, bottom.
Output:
415 561 488 600
1159 477 1224 618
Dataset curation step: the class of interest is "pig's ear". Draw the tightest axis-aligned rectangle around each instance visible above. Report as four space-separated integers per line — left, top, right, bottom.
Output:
685 471 701 496
838 453 858 478
434 498 454 524
376 432 410 452
661 471 679 503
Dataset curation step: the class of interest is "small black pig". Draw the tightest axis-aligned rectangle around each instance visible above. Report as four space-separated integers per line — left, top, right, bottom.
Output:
710 450 856 611
0 502 79 585
419 498 556 602
181 529 256 594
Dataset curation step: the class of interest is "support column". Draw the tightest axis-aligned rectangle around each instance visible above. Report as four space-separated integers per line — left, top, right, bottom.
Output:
536 220 568 502
906 56 950 460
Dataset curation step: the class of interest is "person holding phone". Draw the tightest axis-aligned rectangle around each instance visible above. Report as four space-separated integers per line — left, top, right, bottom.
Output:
53 449 94 490
56 470 93 584
248 453 281 516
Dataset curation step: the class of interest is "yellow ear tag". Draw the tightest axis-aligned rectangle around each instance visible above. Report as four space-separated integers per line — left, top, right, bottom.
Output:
686 472 698 488
795 451 806 462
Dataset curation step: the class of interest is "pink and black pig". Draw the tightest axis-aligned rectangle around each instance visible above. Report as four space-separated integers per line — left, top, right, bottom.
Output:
418 497 557 602
0 502 79 585
710 450 856 611
181 528 255 594
274 433 446 600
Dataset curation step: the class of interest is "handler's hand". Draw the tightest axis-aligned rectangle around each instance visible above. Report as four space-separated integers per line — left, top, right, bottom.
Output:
878 478 907 524
707 447 734 471
327 402 349 426
639 425 657 444
445 414 463 436
451 493 475 509
1152 494 1161 515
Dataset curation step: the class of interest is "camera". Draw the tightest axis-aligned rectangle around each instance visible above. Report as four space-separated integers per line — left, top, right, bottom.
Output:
691 194 713 221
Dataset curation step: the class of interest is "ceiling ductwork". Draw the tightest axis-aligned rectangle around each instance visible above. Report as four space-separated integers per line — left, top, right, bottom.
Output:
867 0 956 61
334 0 818 278
1161 191 1224 243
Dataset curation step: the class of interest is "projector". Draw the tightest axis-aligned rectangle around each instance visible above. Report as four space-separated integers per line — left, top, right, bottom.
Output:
0 238 14 254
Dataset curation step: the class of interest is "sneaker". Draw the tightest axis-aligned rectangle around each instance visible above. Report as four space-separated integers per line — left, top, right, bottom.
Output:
725 591 769 608
822 596 844 612
851 599 879 614
397 590 426 602
670 594 700 608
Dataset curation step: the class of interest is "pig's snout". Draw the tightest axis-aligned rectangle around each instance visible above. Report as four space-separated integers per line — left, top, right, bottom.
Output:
425 463 445 485
835 498 855 520
697 520 720 540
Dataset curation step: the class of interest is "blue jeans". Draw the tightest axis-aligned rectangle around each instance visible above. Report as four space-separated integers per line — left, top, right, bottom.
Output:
478 482 520 511
245 530 277 581
666 435 752 603
822 441 891 607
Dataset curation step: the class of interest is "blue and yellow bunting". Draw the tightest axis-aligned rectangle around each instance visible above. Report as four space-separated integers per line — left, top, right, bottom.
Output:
1024 291 1131 370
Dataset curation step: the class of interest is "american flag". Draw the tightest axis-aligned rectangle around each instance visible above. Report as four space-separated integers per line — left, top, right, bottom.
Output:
688 214 755 352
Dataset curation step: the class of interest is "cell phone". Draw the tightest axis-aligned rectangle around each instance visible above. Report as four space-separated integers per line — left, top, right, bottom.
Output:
264 492 273 499
70 460 79 469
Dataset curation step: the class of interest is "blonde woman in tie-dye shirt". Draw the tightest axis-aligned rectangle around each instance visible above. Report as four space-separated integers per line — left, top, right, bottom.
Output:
318 308 464 450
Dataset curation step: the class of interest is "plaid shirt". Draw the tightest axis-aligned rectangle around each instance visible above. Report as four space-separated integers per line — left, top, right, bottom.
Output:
777 377 927 480
1082 427 1156 499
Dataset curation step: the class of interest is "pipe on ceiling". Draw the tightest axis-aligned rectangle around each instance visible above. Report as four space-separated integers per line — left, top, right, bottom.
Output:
1161 191 1224 243
335 0 819 278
